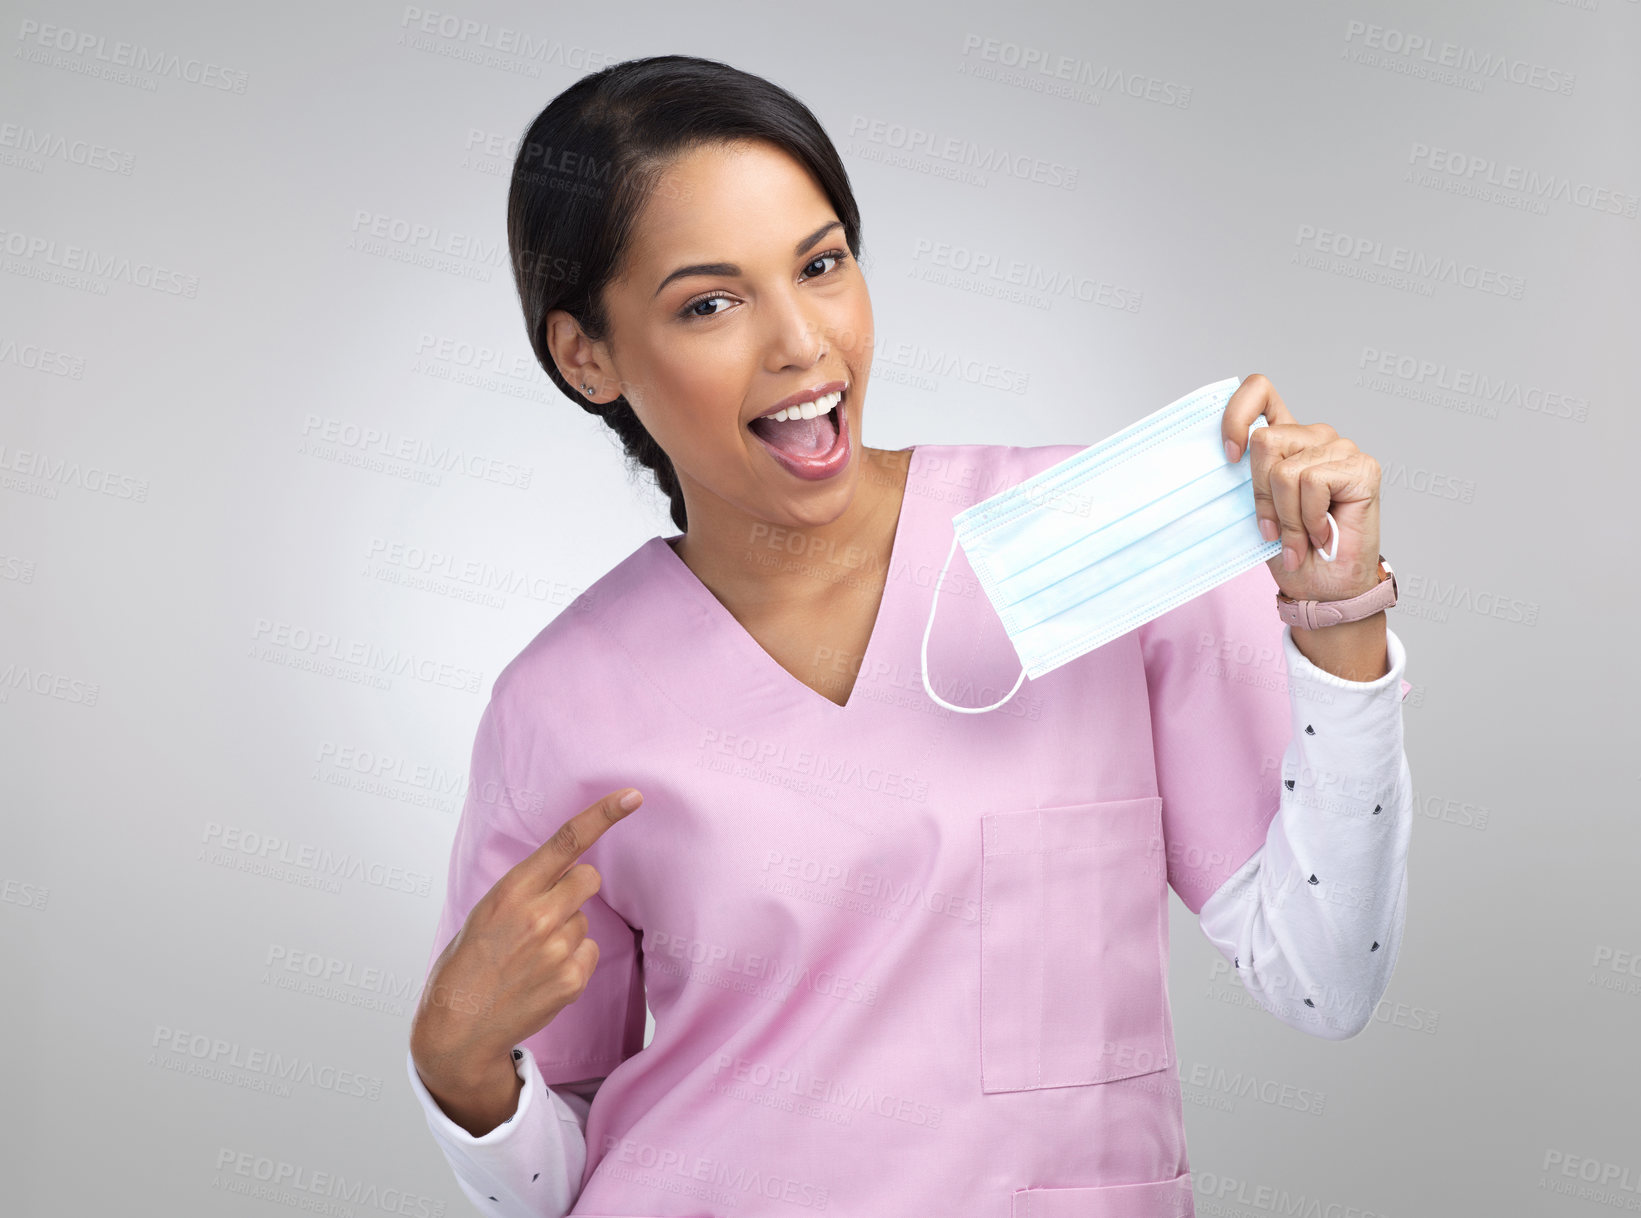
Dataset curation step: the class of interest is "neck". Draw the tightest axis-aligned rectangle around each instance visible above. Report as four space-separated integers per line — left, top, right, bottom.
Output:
670 445 911 613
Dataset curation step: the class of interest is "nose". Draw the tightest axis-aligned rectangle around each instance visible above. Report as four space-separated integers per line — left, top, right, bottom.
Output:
761 283 826 374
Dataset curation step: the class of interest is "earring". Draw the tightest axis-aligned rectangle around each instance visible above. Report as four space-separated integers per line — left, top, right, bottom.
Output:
581 383 594 395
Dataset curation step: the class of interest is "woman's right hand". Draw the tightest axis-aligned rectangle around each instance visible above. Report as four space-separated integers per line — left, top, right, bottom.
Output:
409 786 645 1135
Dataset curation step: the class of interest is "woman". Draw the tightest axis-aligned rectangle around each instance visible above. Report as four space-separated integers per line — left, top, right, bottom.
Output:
406 55 1412 1218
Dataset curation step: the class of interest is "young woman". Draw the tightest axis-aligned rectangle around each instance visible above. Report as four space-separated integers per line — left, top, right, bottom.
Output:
406 55 1412 1218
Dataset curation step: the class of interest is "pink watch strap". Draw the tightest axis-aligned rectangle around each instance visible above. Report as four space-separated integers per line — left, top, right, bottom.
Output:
1276 557 1398 630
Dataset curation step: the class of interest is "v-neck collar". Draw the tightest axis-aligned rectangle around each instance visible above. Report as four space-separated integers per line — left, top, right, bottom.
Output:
649 446 922 715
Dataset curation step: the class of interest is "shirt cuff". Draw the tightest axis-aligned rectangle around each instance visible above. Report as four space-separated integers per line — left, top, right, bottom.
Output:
406 1045 539 1146
405 1045 587 1213
1282 621 1411 702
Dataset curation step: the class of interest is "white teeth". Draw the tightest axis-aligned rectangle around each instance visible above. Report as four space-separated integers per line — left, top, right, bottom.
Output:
762 389 843 423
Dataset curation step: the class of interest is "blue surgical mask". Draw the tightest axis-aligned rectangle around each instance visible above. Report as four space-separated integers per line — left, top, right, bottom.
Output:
920 376 1337 713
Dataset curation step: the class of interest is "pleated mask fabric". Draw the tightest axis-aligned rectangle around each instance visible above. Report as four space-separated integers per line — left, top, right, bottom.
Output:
920 376 1336 714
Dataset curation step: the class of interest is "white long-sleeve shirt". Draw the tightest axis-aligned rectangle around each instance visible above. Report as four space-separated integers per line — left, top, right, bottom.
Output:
408 621 1413 1217
407 1046 593 1218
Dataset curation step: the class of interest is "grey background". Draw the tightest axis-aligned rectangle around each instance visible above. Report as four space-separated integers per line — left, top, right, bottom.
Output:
3 1 1637 1214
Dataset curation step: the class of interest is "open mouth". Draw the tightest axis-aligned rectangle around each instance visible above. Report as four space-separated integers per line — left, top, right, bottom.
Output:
747 387 845 455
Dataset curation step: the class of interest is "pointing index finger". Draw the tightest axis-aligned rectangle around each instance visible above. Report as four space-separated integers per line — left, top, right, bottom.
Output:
524 787 644 889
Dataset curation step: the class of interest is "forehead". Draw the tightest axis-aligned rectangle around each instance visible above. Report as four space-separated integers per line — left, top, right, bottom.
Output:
626 140 834 269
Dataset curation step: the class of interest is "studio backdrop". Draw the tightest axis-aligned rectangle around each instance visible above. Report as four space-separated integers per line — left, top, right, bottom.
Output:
3 1 1636 1215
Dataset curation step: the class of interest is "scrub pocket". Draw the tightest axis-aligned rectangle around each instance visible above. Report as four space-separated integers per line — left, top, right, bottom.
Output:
979 795 1170 1093
1011 1168 1194 1217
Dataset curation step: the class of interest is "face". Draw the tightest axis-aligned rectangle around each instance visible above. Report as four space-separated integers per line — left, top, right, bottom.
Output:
546 138 875 536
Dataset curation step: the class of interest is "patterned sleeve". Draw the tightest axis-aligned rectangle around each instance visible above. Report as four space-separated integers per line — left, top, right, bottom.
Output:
1138 561 1414 1037
405 1045 591 1217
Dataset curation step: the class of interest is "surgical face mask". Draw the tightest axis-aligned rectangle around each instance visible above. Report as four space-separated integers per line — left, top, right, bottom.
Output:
919 376 1337 714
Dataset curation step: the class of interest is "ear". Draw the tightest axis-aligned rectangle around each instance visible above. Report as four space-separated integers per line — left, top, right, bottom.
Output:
544 308 616 400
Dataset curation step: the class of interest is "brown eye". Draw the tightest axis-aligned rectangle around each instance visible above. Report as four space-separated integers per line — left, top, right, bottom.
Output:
678 293 731 320
676 250 849 322
803 251 848 279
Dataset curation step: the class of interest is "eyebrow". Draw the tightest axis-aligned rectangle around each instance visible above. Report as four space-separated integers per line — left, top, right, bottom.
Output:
651 220 844 299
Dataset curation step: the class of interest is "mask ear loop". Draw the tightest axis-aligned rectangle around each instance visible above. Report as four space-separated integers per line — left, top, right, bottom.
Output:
922 505 1330 713
920 532 1028 714
1317 511 1338 562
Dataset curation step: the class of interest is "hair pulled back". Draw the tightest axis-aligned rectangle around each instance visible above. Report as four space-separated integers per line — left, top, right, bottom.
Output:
507 54 862 532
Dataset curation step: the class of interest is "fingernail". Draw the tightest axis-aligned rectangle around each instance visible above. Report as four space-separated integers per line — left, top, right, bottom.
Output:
1224 439 1240 463
1282 544 1299 571
1259 517 1279 541
619 790 642 810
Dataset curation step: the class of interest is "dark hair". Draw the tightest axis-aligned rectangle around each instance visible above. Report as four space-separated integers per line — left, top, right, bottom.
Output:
507 55 863 533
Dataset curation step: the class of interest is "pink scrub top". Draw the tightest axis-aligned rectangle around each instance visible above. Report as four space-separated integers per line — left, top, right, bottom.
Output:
426 442 1311 1218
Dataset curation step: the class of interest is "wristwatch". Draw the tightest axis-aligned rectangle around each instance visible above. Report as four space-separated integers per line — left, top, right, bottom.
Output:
1276 555 1398 630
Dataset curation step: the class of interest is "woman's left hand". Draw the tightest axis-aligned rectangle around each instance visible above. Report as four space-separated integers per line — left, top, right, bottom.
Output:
1221 373 1383 602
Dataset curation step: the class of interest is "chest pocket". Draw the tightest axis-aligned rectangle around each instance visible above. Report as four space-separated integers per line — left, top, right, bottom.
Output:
979 796 1170 1093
